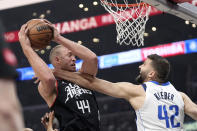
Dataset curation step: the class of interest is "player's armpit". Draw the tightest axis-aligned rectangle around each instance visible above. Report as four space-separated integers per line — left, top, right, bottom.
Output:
180 92 197 120
32 75 40 84
38 81 57 107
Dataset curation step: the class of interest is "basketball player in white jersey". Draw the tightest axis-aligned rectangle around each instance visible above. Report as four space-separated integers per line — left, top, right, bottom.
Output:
53 54 197 131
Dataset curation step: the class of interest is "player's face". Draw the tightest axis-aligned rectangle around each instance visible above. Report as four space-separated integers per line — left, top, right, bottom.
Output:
136 58 155 84
58 47 76 72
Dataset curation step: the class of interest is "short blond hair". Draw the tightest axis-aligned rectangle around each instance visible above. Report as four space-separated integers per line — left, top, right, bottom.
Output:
49 45 63 65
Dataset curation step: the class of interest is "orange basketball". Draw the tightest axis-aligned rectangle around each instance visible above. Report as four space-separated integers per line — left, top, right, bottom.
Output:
27 19 53 49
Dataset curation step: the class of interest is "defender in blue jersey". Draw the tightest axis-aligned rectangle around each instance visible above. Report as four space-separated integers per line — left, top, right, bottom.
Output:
54 54 197 131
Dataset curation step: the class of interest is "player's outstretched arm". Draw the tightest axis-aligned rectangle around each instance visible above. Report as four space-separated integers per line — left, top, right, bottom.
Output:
18 24 56 99
54 69 140 100
46 22 98 76
180 92 197 120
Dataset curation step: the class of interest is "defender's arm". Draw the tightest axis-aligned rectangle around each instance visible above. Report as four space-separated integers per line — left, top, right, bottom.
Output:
180 92 197 120
54 69 140 100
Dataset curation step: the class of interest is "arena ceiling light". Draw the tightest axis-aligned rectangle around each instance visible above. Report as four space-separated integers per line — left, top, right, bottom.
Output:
0 0 52 11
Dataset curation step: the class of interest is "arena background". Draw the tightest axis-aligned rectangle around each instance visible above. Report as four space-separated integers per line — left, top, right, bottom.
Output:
0 0 197 130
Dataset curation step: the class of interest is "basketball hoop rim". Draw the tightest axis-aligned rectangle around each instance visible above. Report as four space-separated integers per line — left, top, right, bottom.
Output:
100 0 149 7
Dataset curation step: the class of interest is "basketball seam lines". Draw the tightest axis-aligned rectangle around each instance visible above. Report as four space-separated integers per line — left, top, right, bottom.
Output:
28 22 46 31
30 38 49 45
29 37 49 49
29 32 52 35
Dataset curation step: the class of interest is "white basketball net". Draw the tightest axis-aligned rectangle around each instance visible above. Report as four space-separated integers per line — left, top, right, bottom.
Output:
100 0 151 46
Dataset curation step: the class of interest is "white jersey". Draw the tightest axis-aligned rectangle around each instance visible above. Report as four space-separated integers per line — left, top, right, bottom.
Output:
136 81 185 131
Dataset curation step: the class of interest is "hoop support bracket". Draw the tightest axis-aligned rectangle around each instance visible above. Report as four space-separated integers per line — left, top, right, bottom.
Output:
143 0 197 24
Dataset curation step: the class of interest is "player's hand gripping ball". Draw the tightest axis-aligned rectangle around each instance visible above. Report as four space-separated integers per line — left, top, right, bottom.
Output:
27 19 53 49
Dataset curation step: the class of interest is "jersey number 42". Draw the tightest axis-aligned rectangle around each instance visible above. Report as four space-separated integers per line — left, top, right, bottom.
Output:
158 105 180 128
